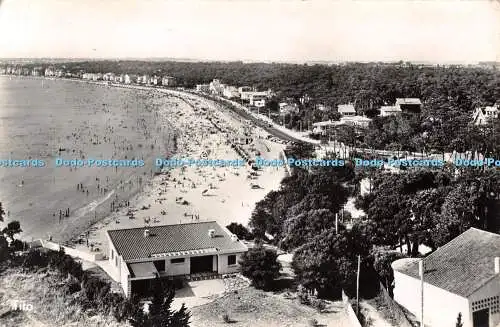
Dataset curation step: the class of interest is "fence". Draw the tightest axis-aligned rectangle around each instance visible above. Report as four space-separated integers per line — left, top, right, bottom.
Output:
40 240 104 262
378 282 416 327
341 289 363 327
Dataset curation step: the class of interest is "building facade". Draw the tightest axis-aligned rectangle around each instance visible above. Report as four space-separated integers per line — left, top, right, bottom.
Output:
380 105 402 117
107 221 248 298
392 228 500 327
473 105 499 126
337 104 356 116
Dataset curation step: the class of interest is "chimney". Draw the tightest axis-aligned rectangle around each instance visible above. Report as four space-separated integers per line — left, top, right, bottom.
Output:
208 229 215 238
495 257 500 274
418 260 424 277
230 234 238 242
143 229 150 238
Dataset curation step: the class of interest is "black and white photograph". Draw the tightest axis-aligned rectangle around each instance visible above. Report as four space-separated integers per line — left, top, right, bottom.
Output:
0 1 499 326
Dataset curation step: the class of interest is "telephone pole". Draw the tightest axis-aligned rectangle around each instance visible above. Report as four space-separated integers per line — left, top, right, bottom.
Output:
419 259 424 327
356 255 361 315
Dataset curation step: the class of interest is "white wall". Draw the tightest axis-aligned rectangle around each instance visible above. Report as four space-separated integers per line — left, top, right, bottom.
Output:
393 271 470 327
41 240 104 262
120 258 130 297
469 275 500 327
218 253 244 274
164 257 191 276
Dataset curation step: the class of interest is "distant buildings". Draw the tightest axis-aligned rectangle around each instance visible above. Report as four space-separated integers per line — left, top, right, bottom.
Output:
472 105 499 126
162 76 176 87
312 120 338 135
380 105 402 117
392 228 500 327
44 66 55 77
222 86 240 99
337 104 356 116
239 86 255 101
249 92 268 107
209 79 224 95
340 115 372 128
316 104 332 111
196 84 210 92
395 98 422 114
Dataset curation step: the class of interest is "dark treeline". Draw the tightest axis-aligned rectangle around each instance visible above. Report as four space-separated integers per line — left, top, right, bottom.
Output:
16 60 500 108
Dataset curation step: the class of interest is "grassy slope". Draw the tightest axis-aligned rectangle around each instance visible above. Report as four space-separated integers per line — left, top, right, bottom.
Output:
0 268 130 327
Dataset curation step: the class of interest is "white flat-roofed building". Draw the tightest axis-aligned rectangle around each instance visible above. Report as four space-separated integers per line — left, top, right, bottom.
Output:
249 93 268 106
395 98 422 114
340 115 372 128
380 105 402 117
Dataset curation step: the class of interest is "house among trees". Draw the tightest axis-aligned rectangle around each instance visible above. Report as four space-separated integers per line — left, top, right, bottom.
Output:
106 221 248 297
379 105 402 117
395 98 422 114
337 104 356 116
392 228 500 327
162 75 176 87
196 84 210 92
472 105 499 126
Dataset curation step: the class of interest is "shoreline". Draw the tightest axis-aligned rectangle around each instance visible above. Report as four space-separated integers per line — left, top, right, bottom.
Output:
1 76 287 256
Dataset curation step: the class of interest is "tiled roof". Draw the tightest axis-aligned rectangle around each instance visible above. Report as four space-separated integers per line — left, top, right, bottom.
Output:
338 104 356 113
394 228 500 297
395 98 422 105
107 221 248 261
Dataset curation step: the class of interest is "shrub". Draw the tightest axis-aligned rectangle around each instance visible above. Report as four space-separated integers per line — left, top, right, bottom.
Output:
226 222 253 240
222 313 231 323
65 280 81 294
240 245 281 290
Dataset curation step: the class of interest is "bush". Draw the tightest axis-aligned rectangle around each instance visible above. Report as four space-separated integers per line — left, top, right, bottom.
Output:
240 245 281 290
10 239 24 251
65 280 81 294
226 222 253 240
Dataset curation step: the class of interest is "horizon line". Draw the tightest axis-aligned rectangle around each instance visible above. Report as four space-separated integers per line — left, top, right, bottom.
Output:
0 57 492 65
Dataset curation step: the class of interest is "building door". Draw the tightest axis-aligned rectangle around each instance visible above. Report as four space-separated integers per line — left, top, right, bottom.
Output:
473 309 489 327
190 255 214 274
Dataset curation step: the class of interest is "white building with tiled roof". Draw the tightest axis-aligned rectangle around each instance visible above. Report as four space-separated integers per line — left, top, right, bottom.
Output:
106 221 248 297
337 104 356 116
392 228 500 327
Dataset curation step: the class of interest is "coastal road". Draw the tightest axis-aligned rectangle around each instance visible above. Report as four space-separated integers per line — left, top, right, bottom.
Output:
185 91 311 144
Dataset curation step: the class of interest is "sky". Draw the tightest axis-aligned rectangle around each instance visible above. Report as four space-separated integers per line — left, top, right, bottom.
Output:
0 0 499 63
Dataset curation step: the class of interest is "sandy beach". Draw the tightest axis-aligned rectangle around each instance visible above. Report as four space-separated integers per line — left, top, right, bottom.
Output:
74 87 287 257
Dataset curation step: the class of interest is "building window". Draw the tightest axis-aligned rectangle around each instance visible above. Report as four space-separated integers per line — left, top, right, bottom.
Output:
171 258 185 264
228 255 236 266
153 260 166 272
111 249 114 260
115 256 118 267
